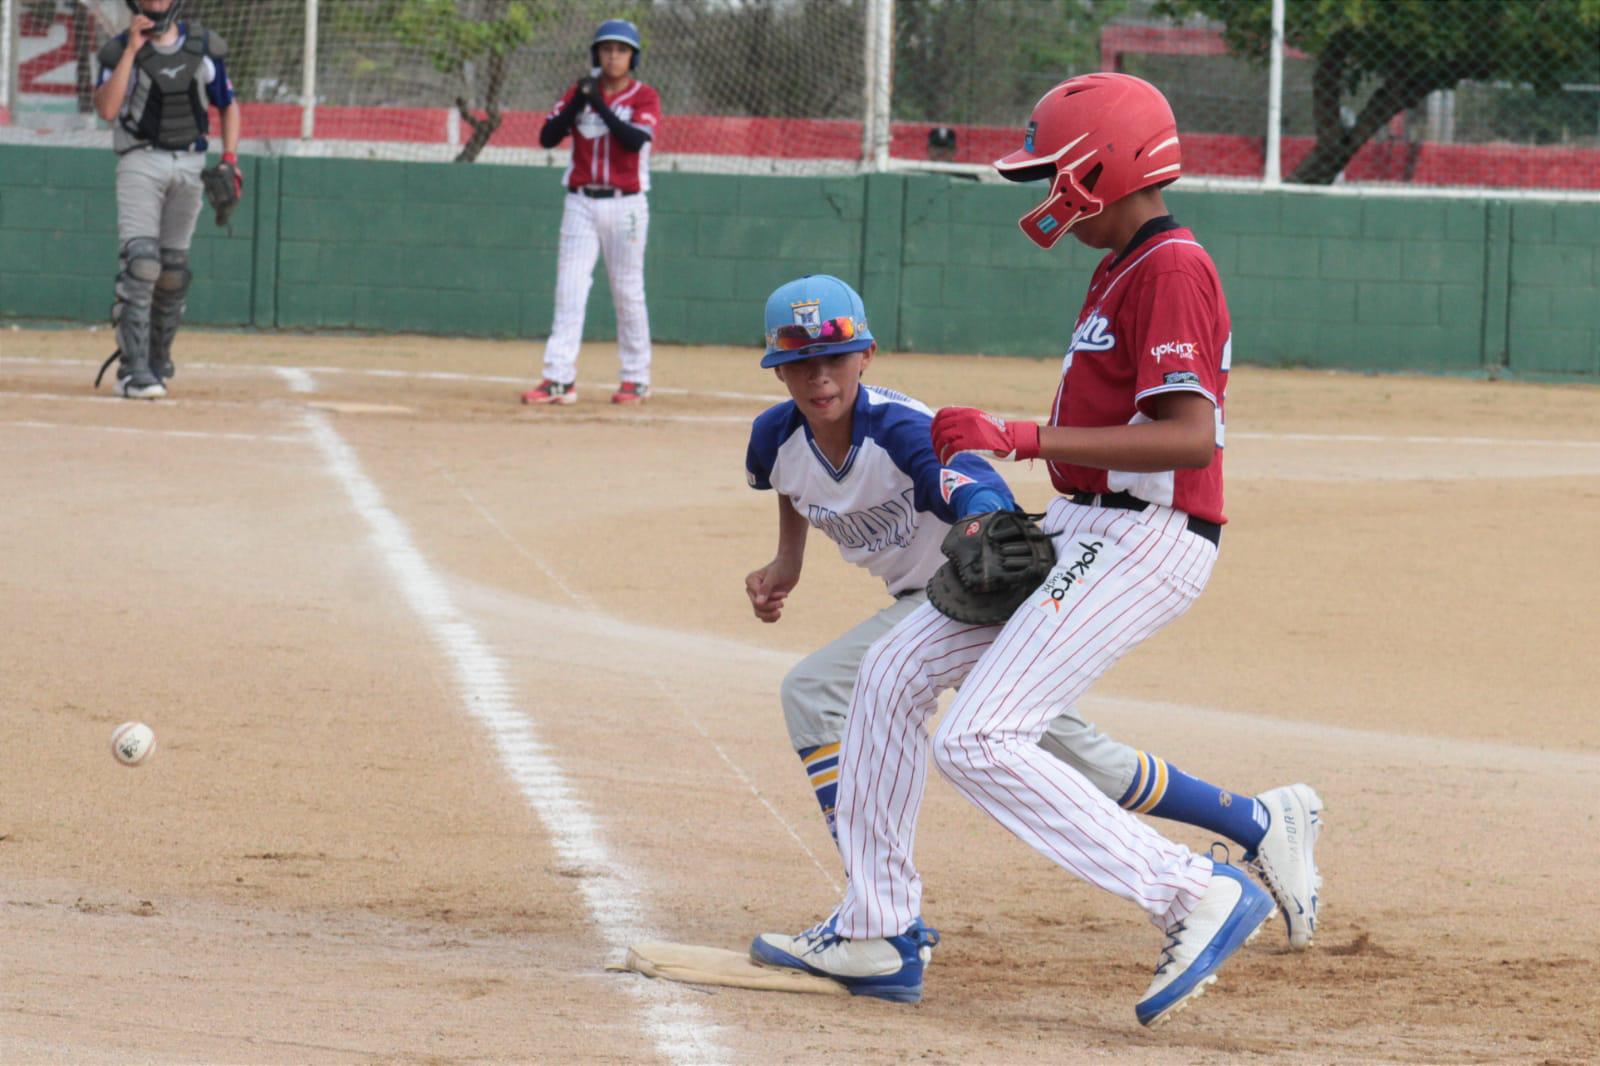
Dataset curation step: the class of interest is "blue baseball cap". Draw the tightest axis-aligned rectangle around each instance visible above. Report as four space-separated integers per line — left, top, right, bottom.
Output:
761 274 875 368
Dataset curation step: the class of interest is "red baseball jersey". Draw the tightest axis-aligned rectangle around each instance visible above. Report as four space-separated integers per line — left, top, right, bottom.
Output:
548 79 661 192
1047 223 1232 524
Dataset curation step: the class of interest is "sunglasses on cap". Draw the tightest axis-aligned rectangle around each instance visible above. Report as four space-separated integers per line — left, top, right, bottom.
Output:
766 316 861 352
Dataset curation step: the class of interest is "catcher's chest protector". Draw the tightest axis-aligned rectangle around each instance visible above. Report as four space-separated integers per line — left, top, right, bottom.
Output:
125 33 209 150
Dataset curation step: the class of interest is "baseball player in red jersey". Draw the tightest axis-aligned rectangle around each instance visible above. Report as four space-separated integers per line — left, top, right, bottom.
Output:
522 19 660 407
752 74 1323 1027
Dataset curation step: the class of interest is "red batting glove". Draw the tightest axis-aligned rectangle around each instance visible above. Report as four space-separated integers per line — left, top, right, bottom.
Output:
222 151 244 199
932 406 1041 464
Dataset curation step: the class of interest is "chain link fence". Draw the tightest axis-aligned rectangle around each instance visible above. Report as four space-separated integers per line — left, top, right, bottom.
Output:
3 0 1597 190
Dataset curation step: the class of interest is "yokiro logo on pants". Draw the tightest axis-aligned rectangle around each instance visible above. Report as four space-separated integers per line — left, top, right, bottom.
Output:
1036 540 1104 614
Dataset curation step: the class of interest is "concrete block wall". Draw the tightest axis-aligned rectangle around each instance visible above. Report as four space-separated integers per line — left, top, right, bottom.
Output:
1 144 1594 378
1168 192 1492 374
0 146 255 327
1505 202 1600 376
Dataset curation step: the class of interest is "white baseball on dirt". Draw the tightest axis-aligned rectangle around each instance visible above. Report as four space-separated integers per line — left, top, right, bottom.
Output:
110 722 156 767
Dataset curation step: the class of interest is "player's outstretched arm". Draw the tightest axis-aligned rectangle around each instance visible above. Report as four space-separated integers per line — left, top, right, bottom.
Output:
1037 392 1215 471
745 494 807 624
933 394 1214 473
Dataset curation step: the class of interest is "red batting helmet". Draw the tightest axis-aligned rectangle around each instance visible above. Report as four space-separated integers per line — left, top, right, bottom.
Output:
994 73 1182 249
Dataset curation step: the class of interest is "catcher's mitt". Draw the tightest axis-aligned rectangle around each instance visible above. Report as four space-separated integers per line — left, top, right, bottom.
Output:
201 159 241 226
926 510 1056 625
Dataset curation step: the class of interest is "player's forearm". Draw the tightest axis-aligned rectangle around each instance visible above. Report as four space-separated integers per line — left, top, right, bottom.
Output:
539 98 584 148
1036 420 1214 472
774 495 809 565
220 104 241 155
594 104 648 152
94 56 135 121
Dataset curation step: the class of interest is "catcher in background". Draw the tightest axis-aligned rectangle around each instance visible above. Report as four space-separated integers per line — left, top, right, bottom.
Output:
522 18 660 407
744 274 1311 900
92 0 241 399
752 77 1323 1025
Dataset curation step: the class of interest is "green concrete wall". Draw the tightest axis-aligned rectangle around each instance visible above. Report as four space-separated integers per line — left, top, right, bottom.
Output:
1 145 1594 377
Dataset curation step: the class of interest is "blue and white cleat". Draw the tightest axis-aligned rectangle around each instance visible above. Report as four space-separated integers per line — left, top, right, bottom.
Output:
1136 862 1275 1028
750 914 940 1003
1248 783 1325 950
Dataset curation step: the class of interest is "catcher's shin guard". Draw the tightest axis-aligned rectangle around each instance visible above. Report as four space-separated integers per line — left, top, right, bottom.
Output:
97 237 165 397
149 248 192 381
109 237 160 372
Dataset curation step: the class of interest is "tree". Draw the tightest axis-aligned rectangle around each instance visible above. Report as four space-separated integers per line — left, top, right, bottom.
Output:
1157 0 1600 184
387 0 553 162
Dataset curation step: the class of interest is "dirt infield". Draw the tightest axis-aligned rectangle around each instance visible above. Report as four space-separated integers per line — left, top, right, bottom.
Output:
3 328 1598 1065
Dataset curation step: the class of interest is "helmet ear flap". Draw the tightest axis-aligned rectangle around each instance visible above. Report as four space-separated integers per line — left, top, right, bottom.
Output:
1017 168 1103 249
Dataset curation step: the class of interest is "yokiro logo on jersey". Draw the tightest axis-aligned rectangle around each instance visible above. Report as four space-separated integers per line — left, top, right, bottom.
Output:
761 275 875 367
1036 539 1109 615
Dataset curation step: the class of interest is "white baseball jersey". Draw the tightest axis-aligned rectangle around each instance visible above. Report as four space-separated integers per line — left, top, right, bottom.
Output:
746 385 1012 596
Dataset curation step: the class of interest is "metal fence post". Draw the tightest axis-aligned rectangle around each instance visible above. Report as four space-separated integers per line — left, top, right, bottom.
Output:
300 0 317 140
872 0 893 171
1264 0 1284 186
861 0 893 172
1 0 14 122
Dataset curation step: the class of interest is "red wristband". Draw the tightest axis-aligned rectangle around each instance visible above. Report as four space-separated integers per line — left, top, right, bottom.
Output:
1013 419 1041 461
222 151 237 165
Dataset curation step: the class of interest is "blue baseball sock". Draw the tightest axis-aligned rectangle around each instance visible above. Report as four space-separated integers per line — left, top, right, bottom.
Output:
1118 752 1269 853
798 743 840 841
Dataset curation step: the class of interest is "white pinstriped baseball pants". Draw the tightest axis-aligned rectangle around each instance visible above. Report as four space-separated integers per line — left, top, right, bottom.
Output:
834 496 1217 939
541 191 652 386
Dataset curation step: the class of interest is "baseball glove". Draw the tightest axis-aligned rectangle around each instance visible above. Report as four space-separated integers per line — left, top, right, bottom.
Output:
926 510 1056 625
201 159 242 226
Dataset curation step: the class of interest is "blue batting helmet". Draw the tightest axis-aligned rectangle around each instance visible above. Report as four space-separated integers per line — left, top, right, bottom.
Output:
762 275 875 368
591 19 641 69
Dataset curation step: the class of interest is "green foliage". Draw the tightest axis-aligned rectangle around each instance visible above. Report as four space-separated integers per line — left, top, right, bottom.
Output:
388 0 544 77
1157 0 1600 182
1164 0 1600 93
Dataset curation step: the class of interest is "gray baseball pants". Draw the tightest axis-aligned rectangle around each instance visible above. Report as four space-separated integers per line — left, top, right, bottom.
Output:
117 149 205 247
113 150 204 380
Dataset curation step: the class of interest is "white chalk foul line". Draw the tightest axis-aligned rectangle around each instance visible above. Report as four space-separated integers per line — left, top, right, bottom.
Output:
436 463 842 895
302 412 725 1066
0 418 303 444
274 367 318 393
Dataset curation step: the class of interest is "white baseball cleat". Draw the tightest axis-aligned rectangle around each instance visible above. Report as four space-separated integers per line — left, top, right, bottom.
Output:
1136 861 1275 1028
1249 783 1324 950
750 914 939 1003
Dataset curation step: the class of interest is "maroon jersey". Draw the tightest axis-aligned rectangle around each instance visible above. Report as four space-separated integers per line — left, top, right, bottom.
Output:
548 80 661 193
1047 224 1232 524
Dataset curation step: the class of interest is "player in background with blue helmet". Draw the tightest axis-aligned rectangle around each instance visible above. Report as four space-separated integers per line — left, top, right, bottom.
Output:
744 278 1315 973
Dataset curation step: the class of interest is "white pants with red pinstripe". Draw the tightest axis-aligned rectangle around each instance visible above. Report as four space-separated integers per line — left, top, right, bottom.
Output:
834 496 1217 939
542 192 652 387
